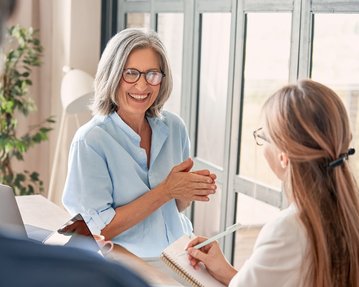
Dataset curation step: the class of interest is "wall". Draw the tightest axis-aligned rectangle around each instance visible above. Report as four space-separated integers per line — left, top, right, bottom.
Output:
7 0 101 205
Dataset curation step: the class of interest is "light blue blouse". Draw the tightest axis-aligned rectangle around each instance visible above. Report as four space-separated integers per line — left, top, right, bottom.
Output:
62 111 193 258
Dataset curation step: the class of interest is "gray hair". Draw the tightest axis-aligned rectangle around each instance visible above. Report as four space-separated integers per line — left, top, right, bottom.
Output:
92 28 173 117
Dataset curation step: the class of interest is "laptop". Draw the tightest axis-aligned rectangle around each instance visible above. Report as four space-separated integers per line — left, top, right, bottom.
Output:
0 184 28 238
0 184 102 255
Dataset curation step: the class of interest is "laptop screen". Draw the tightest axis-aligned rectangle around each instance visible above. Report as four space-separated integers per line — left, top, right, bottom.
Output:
0 184 28 239
43 213 103 256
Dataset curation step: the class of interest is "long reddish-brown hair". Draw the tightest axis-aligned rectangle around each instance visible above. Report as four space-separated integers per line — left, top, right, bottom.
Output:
263 79 359 287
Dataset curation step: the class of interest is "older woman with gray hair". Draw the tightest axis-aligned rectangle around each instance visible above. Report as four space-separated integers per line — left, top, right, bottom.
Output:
0 3 150 287
62 28 217 258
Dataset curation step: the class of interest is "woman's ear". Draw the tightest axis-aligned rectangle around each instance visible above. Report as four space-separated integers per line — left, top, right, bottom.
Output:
279 152 289 169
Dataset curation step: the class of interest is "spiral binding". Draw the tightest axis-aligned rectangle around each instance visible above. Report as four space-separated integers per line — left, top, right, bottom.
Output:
160 253 203 287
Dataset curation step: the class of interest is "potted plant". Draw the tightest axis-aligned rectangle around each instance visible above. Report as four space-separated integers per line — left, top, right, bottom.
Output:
0 25 55 195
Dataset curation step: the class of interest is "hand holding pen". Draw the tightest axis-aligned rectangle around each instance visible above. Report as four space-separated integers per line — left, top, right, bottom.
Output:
185 231 238 285
183 223 263 285
183 223 262 286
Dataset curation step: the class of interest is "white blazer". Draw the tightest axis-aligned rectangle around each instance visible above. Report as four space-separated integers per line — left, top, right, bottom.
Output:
229 205 307 287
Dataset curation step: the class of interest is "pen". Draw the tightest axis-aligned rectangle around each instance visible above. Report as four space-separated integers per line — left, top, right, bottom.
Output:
178 223 263 256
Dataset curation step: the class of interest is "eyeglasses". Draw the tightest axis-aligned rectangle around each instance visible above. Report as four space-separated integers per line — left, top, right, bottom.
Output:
253 127 269 146
122 68 165 86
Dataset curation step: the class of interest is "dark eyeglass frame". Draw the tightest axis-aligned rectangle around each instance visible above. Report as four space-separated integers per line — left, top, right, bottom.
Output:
253 127 269 146
122 68 165 86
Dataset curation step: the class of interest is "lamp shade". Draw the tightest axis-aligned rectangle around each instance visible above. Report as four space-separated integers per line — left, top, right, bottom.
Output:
61 69 94 114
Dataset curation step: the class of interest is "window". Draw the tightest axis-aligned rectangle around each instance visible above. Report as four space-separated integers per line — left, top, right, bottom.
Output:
103 0 359 263
232 12 291 266
196 13 231 168
239 12 292 188
157 13 184 116
126 13 150 29
311 13 359 177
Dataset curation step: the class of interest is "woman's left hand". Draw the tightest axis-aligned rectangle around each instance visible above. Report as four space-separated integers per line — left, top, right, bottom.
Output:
175 168 217 211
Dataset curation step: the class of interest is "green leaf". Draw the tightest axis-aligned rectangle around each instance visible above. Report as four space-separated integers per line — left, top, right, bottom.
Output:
39 127 52 133
46 117 56 123
0 25 51 196
27 184 34 195
14 173 25 184
30 171 39 181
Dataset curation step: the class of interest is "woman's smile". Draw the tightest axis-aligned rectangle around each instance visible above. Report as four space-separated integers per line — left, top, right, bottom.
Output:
127 92 151 101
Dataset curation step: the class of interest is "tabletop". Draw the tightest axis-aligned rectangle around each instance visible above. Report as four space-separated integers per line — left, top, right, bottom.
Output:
16 194 184 287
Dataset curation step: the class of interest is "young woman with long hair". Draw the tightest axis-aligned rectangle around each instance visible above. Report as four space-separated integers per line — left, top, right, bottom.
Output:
186 79 359 287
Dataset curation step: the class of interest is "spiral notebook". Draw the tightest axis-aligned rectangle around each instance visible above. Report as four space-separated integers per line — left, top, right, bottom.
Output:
160 235 225 287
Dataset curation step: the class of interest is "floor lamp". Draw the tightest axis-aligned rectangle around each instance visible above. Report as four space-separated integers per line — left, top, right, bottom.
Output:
48 68 94 204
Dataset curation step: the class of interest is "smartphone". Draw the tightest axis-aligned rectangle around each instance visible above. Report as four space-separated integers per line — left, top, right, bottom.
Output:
43 213 102 256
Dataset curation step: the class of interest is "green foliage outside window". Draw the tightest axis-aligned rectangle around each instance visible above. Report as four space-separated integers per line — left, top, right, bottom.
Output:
0 25 55 195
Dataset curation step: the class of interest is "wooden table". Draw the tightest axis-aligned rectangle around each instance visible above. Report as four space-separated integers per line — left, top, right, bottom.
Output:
16 195 184 287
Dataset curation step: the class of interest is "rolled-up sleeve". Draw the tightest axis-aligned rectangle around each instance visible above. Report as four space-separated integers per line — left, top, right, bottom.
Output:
62 112 194 257
62 137 116 235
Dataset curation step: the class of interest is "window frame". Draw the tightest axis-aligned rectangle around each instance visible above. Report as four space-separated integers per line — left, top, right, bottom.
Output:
102 0 359 264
